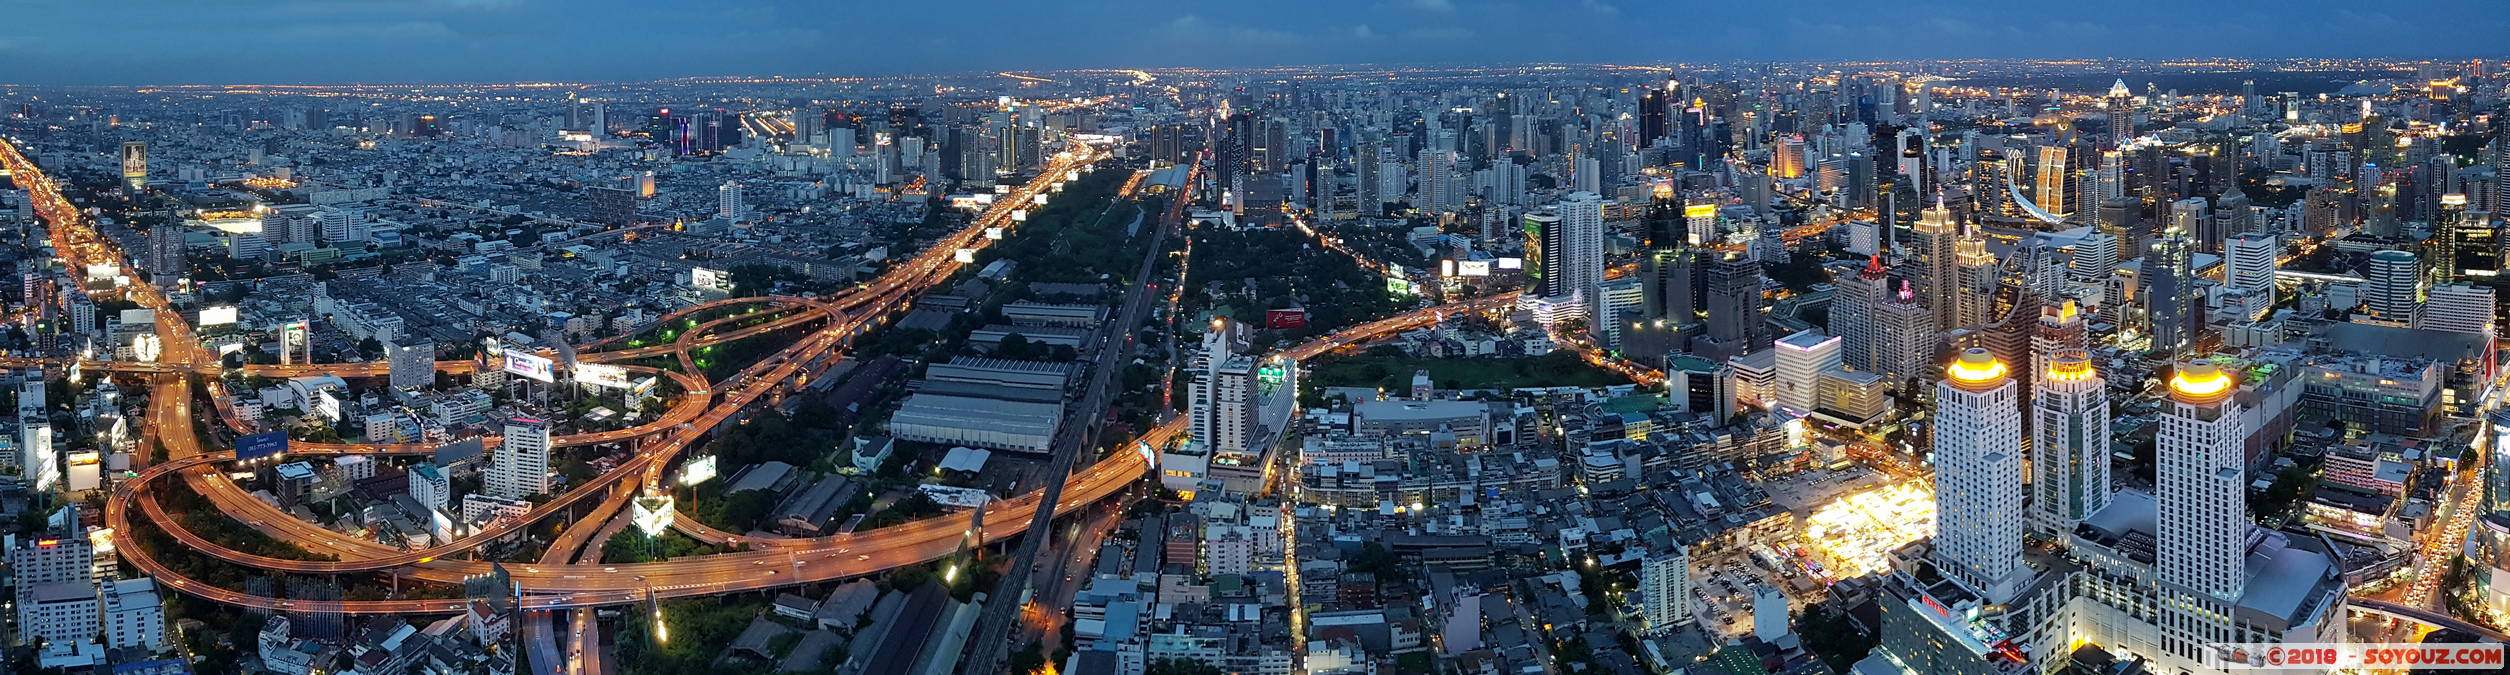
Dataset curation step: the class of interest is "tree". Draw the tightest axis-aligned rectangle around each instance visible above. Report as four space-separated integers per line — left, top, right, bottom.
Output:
997 333 1040 359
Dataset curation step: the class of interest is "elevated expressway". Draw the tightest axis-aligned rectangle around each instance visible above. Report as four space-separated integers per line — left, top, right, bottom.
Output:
6 132 1530 616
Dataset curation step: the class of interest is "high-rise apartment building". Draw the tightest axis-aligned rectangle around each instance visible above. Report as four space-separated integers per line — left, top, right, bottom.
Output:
487 417 552 499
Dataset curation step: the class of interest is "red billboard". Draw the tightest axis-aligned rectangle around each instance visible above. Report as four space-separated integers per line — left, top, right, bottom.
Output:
1265 308 1308 330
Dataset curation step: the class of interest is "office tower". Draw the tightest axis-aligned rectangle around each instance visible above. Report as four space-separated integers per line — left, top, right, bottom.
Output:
2224 232 2279 300
2158 363 2247 602
1952 235 1997 330
1666 355 1734 420
1830 256 1888 374
2432 193 2478 282
1638 197 1699 324
2031 350 2108 538
2034 144 2074 219
587 186 636 227
318 209 363 244
2364 249 2424 325
1933 348 2025 600
1772 330 1841 415
2143 228 2196 355
2422 283 2496 335
2065 231 2119 283
487 417 553 499
121 141 147 190
717 181 744 221
1189 325 1259 455
2105 79 2133 147
1703 251 1768 354
386 341 435 389
1872 280 1938 392
11 536 98 646
1638 546 1691 632
146 225 184 282
1909 199 1961 329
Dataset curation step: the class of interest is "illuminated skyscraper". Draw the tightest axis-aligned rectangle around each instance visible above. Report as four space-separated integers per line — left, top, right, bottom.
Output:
2034 145 2070 218
1933 348 2025 600
1908 198 1961 329
1829 256 1888 375
2030 350 2108 538
487 417 552 499
2157 362 2246 601
2105 79 2134 147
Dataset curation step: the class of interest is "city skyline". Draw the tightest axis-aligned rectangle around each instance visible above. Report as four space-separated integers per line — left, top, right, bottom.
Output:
0 0 2506 84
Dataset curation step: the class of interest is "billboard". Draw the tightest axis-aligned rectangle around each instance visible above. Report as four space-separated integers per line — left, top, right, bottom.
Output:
1265 308 1308 330
690 266 731 292
1459 260 1493 277
574 363 632 389
199 306 239 327
236 431 288 460
679 455 719 486
502 352 555 383
1496 257 1524 270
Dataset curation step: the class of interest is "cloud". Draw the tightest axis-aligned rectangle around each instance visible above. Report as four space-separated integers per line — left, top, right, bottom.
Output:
1408 0 1455 12
1398 26 1475 41
273 21 455 40
1350 24 1375 39
1581 0 1618 15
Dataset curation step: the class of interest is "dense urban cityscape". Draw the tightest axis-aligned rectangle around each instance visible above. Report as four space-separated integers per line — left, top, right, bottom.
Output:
3 8 2510 675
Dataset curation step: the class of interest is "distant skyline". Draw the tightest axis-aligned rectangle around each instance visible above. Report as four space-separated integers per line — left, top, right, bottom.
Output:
3 0 2507 85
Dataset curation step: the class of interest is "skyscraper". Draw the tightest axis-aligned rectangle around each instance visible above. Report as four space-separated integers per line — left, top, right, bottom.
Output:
1933 348 2026 600
2143 227 2196 355
1702 250 1768 355
1772 330 1841 415
2105 79 2134 147
1556 192 1607 303
1908 199 1962 329
146 225 184 283
2224 232 2279 309
2030 349 2108 538
1872 280 1938 392
2364 249 2424 325
487 417 553 499
2157 362 2246 601
1189 326 1260 456
1829 256 1888 374
717 181 744 222
1952 235 1997 330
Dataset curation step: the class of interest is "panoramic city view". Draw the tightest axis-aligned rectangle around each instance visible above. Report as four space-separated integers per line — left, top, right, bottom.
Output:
3 2 2510 674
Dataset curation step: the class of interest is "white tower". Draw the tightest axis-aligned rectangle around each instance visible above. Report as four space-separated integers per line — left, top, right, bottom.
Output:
2224 232 2279 297
1558 192 1607 304
1932 348 2025 601
2030 349 2109 538
717 181 745 222
2157 362 2247 602
487 417 553 499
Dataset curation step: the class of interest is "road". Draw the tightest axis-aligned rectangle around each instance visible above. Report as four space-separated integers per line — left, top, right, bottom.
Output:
964 160 1196 673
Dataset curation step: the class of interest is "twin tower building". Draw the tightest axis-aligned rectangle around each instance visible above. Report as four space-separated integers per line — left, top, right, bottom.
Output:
1870 349 2349 674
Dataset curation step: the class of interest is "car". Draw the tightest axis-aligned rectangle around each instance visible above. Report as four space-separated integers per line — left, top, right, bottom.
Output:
604 567 618 573
856 554 871 561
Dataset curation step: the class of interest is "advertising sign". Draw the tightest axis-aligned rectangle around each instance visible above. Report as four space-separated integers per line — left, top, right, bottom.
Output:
574 363 632 389
502 352 555 383
236 431 288 460
199 306 239 327
1264 308 1308 330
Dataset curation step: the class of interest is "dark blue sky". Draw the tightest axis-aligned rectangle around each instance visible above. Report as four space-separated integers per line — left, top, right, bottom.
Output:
6 0 2506 85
